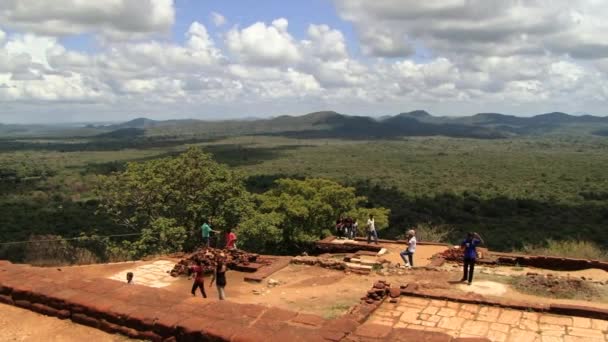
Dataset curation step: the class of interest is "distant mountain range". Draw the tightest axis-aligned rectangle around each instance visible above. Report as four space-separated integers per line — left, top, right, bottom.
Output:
3 111 608 139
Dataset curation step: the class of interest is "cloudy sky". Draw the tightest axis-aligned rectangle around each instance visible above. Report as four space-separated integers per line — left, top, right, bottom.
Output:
2 0 608 123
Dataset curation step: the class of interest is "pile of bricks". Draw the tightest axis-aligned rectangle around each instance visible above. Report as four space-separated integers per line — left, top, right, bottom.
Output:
361 280 401 305
291 256 346 270
438 247 464 262
169 247 260 277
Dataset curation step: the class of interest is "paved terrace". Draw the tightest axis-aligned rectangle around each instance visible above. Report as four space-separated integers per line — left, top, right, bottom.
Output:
365 297 608 342
0 260 482 342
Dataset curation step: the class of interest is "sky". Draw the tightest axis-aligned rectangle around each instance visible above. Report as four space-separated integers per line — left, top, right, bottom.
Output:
2 1 608 123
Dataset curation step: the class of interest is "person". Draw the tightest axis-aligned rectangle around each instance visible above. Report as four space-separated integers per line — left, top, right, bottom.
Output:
352 219 359 239
126 272 134 284
400 229 417 268
189 260 207 298
201 219 218 247
461 232 484 285
366 214 378 244
210 255 228 300
225 227 237 250
335 217 344 239
344 217 353 240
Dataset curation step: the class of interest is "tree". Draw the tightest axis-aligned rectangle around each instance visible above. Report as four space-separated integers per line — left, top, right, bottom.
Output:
96 147 252 252
238 178 389 253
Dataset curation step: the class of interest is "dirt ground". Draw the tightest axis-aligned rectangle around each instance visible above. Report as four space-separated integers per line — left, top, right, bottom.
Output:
0 303 134 342
381 243 447 267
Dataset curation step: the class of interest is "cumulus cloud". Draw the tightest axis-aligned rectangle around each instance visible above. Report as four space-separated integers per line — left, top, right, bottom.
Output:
211 12 226 27
0 0 175 39
334 0 608 60
2 6 608 122
226 18 301 65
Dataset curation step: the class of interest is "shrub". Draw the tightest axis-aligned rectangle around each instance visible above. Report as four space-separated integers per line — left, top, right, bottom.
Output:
519 239 607 260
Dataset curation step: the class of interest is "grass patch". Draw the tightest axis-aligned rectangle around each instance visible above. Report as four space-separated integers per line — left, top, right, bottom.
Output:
518 240 608 261
323 303 352 319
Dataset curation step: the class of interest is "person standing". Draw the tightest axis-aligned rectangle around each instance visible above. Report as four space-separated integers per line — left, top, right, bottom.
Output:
189 260 207 298
461 232 484 285
210 256 228 300
366 214 378 244
351 219 359 239
400 229 417 268
201 219 218 248
225 227 237 250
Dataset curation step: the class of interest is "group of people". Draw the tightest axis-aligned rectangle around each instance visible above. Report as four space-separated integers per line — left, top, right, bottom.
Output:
335 214 381 245
335 216 358 239
201 220 237 250
397 230 484 285
182 219 237 300
188 255 228 300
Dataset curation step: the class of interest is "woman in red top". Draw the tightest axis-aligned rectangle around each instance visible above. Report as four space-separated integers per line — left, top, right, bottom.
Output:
189 260 207 298
225 227 237 250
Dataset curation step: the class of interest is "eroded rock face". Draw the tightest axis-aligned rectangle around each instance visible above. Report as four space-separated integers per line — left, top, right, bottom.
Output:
169 247 260 277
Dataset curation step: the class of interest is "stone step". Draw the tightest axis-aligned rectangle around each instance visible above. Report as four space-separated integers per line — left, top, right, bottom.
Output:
345 262 373 270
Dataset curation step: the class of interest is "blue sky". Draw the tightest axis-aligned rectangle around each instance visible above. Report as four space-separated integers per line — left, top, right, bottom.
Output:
1 0 608 123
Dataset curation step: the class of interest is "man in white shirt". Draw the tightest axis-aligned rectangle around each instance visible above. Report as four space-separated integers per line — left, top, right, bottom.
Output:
366 214 378 244
400 229 416 268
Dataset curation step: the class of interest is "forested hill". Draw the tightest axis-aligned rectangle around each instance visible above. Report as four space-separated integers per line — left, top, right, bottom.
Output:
3 111 608 139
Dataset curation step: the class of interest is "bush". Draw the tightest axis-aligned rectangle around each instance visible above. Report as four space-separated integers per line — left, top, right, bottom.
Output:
519 239 607 260
411 223 453 243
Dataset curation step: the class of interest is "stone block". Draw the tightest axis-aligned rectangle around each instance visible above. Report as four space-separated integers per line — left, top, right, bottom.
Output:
0 294 14 305
292 313 325 327
261 307 298 321
72 313 101 329
354 323 392 339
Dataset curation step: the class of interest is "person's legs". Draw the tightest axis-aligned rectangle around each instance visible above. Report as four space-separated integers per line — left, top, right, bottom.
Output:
191 280 198 295
373 230 379 244
197 280 207 298
217 285 225 300
467 259 476 284
407 252 414 267
399 250 409 266
367 231 371 244
462 258 469 281
203 237 209 247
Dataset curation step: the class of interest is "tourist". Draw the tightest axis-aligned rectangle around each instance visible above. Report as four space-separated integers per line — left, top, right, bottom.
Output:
201 219 218 247
189 260 207 298
352 219 358 239
461 232 484 285
210 255 228 300
336 217 344 239
225 227 237 250
126 272 134 284
400 229 417 268
366 214 378 244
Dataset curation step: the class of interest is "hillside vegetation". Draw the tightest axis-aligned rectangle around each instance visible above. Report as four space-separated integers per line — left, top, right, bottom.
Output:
1 111 607 262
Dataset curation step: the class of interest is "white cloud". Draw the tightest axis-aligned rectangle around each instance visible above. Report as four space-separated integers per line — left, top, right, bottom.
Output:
0 0 175 39
226 18 300 65
2 10 608 122
211 12 226 27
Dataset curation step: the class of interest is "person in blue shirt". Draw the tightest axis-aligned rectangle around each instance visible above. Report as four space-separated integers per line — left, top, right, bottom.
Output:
461 232 484 285
201 219 218 247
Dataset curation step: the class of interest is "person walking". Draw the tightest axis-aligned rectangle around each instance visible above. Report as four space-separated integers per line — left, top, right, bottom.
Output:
189 260 207 298
351 219 359 239
366 214 378 244
400 229 416 268
461 232 484 285
201 219 218 248
210 255 228 300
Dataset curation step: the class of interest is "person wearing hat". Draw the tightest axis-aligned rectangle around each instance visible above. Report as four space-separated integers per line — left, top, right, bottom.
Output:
400 229 416 268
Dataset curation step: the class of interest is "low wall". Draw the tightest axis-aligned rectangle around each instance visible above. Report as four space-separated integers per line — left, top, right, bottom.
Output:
490 252 608 272
315 236 449 255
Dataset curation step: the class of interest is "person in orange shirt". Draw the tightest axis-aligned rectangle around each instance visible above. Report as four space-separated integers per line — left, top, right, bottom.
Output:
225 227 237 250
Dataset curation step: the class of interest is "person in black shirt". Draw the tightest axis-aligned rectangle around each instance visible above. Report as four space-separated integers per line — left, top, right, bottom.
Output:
210 255 228 300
